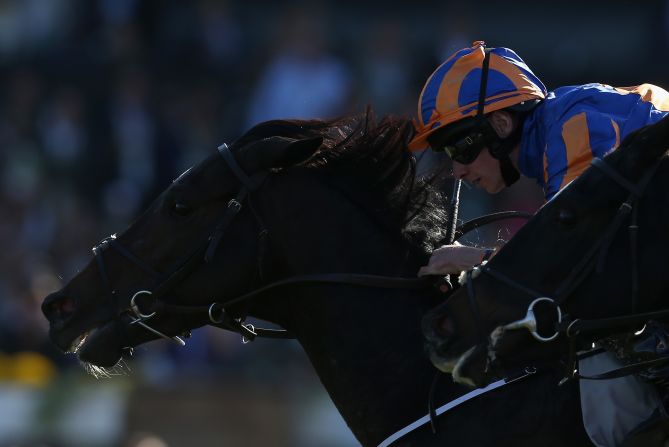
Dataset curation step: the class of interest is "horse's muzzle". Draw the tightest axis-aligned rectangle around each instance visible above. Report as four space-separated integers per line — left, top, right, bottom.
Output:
42 290 77 327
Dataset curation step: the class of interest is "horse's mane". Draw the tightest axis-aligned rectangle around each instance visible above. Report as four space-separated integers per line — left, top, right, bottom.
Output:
234 110 449 256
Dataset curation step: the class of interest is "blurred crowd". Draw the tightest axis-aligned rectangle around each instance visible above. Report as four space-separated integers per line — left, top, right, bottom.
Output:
0 0 668 389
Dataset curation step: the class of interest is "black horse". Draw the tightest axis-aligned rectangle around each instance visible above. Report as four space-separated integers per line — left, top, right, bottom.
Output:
42 112 590 446
422 114 669 390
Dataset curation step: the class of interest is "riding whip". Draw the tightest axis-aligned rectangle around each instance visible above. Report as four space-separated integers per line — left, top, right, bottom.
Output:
445 178 462 245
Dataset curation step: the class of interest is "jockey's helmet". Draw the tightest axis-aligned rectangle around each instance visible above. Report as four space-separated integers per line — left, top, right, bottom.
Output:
409 41 547 154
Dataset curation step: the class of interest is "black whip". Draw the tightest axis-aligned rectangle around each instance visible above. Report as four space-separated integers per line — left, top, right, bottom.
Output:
446 178 462 244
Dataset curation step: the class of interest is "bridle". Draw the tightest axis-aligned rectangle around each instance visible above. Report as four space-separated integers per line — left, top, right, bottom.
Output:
89 141 539 444
91 142 534 348
462 155 669 380
91 143 449 346
91 143 270 345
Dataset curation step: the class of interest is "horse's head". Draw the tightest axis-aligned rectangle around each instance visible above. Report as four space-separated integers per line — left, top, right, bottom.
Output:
41 113 454 444
42 113 442 378
41 126 324 368
423 114 669 388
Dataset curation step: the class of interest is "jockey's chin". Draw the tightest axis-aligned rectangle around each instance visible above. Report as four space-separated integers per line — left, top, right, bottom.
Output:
483 173 507 194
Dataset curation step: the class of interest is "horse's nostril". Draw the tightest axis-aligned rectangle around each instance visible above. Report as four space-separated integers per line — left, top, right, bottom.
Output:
435 315 455 338
42 292 77 321
428 315 457 356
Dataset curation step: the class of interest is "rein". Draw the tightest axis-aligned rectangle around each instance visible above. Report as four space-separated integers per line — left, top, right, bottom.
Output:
463 156 665 381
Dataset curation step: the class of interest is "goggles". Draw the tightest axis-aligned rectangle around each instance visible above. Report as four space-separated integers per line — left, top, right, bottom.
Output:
440 131 489 164
427 116 498 165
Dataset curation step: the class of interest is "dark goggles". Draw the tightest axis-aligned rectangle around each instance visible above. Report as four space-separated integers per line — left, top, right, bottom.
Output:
440 131 489 164
427 118 498 165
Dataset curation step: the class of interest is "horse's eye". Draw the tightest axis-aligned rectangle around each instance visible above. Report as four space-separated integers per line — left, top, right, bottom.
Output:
556 208 576 225
172 202 193 217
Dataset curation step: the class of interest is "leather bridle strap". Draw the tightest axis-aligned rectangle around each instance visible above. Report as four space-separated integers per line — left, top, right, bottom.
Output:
588 157 661 312
217 143 265 191
550 158 656 304
552 197 633 303
557 308 669 340
478 264 545 299
204 186 248 263
153 274 432 317
89 143 270 344
591 158 644 197
92 236 164 298
146 274 433 342
552 156 657 305
149 144 269 295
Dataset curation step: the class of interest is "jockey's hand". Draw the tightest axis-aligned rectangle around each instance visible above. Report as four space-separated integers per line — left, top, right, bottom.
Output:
418 242 489 277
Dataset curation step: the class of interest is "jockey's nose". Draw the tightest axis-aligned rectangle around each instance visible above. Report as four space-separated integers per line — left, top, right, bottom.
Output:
452 162 468 180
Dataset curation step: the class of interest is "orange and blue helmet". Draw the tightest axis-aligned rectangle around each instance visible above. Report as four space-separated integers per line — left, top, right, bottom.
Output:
409 41 547 151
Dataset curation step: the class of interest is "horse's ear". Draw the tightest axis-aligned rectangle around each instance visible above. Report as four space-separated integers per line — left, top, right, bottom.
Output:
271 136 323 168
236 135 323 173
611 114 669 178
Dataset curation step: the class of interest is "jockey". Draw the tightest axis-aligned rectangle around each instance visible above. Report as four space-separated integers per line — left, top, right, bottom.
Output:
411 41 669 447
412 41 669 277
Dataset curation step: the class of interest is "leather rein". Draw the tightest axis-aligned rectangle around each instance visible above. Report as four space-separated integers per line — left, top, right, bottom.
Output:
91 143 531 345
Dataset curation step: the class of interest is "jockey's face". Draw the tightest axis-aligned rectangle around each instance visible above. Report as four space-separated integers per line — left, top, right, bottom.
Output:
450 110 520 194
452 148 506 193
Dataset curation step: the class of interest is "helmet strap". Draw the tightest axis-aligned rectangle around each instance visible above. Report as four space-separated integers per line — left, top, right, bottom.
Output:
499 154 521 186
476 46 521 187
476 48 491 117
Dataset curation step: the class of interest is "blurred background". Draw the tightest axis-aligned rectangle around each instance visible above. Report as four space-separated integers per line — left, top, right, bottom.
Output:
0 0 667 445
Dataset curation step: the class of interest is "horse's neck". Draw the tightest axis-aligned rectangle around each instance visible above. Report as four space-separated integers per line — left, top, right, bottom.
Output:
250 174 449 444
285 285 440 446
249 247 441 444
258 234 443 445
